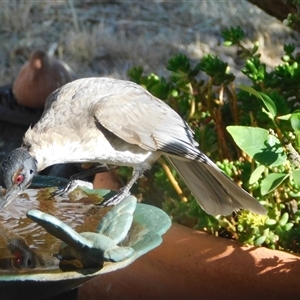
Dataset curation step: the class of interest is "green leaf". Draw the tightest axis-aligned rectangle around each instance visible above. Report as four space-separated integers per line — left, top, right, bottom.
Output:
278 212 289 226
292 169 300 187
199 54 235 85
249 165 265 185
275 226 283 235
223 41 233 47
167 53 190 73
277 114 291 120
290 110 300 132
284 43 295 54
260 93 277 118
260 173 289 195
263 228 270 236
127 66 144 83
265 218 277 226
284 223 294 231
221 26 245 45
227 126 287 167
238 85 277 118
254 235 266 246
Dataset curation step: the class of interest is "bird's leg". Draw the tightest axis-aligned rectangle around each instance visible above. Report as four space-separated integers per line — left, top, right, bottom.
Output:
52 164 112 196
101 169 143 206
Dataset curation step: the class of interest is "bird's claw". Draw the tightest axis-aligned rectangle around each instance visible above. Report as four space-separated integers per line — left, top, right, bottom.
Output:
52 180 93 197
100 188 131 207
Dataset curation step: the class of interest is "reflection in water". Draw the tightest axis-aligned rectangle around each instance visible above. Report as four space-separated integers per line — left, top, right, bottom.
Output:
0 187 108 273
0 227 47 270
6 237 62 271
7 238 38 269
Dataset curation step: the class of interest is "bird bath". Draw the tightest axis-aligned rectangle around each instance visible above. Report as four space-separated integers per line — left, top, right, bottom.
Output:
0 176 171 300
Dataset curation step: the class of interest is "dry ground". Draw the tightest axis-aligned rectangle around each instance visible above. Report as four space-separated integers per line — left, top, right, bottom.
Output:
1 0 299 86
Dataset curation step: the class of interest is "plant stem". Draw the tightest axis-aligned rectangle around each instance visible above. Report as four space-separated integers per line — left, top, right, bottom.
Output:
187 93 195 121
227 83 239 125
158 158 188 203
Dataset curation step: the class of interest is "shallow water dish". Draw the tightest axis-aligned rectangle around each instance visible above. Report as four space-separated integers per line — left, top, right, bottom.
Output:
0 179 171 300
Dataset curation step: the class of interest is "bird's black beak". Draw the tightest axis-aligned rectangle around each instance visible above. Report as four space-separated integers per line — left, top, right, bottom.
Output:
0 184 22 211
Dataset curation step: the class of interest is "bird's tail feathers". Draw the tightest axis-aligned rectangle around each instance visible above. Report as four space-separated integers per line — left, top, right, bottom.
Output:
165 156 266 216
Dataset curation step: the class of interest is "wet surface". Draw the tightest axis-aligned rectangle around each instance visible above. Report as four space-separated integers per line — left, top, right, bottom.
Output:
0 186 171 300
0 187 110 273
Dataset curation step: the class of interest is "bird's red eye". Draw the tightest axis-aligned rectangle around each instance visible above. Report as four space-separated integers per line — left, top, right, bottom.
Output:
15 174 24 185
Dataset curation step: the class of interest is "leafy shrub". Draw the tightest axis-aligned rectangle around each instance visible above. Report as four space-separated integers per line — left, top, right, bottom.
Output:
127 26 300 253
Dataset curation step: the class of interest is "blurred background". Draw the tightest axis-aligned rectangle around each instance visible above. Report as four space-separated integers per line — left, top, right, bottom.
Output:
0 0 297 84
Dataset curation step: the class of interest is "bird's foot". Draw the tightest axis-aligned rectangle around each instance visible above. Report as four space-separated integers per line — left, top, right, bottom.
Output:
100 187 131 207
52 180 93 197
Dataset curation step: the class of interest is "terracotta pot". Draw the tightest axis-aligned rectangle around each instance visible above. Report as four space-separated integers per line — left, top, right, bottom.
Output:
93 170 123 191
78 223 300 299
13 50 75 108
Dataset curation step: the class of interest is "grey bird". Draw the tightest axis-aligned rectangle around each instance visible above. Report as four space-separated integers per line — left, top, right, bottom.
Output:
0 77 266 215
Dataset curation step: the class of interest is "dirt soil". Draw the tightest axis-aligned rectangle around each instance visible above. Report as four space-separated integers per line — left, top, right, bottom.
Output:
1 0 299 85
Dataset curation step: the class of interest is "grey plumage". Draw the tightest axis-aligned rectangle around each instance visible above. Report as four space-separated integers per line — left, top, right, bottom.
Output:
166 157 264 215
0 77 266 215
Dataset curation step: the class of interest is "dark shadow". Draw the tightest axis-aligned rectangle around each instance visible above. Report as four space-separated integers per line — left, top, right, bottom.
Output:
253 139 286 166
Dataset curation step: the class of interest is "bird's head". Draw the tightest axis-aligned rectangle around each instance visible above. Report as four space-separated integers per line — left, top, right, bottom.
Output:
0 148 37 211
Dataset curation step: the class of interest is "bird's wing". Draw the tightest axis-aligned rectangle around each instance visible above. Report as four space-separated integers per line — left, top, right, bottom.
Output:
93 85 197 154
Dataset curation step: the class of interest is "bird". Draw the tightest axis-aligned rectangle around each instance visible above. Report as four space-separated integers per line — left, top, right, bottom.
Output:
12 49 76 109
0 77 266 215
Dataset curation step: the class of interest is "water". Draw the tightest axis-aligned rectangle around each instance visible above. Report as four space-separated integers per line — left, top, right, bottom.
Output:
0 187 109 272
